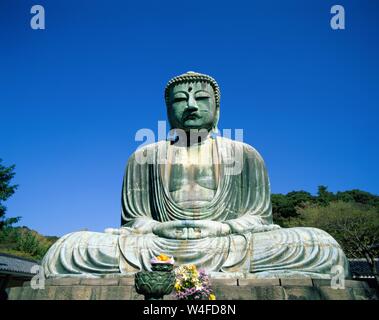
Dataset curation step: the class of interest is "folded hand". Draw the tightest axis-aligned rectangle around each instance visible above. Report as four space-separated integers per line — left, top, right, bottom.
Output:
152 220 231 240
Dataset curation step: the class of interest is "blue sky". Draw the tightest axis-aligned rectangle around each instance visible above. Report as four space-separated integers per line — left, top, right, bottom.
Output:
1 0 378 236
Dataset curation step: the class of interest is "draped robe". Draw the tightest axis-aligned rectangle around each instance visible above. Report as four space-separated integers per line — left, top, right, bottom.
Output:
42 137 350 279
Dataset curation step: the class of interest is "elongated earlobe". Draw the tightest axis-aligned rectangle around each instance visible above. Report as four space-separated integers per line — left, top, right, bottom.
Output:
211 126 219 139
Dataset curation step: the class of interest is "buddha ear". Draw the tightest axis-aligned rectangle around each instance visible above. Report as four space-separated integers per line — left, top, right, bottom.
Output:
166 108 176 132
212 107 220 134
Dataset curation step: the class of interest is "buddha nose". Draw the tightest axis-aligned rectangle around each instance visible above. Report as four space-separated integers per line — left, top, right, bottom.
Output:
187 95 199 111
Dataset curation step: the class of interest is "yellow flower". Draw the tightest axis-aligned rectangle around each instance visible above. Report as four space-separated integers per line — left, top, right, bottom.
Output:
157 254 170 261
209 294 216 300
174 282 181 291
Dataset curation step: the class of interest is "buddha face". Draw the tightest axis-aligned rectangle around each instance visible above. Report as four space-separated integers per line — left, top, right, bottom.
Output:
167 82 217 132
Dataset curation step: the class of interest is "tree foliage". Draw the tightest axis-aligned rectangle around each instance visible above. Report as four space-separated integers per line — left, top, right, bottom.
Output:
272 186 379 225
272 186 379 275
0 159 58 260
293 201 379 274
0 227 56 260
272 190 313 224
0 159 20 229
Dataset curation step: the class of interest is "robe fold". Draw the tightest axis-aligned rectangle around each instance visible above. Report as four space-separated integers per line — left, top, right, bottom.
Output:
42 137 350 279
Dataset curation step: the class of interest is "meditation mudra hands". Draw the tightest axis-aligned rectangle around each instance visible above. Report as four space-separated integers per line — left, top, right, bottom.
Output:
105 217 281 239
151 220 231 239
105 220 230 239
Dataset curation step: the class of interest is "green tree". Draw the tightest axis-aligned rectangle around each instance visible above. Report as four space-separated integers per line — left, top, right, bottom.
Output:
294 201 379 276
14 228 52 260
316 185 335 206
272 191 314 226
0 227 56 260
336 189 379 208
0 159 20 230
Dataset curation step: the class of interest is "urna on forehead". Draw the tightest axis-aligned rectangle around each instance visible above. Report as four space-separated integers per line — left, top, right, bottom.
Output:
164 71 221 108
171 81 214 92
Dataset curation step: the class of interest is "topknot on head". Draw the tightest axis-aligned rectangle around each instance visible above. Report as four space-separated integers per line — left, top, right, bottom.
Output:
164 71 221 108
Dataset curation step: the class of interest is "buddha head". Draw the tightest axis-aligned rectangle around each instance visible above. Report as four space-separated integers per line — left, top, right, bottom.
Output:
165 71 220 133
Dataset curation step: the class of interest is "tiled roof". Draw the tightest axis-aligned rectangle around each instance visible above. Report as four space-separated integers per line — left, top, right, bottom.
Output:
349 258 379 278
0 253 39 276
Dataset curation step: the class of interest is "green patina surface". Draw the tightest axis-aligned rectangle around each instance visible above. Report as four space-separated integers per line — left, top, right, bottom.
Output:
41 72 350 280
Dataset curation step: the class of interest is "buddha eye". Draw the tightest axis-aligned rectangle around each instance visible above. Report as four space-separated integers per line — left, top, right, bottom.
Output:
195 94 210 101
173 97 187 103
195 96 210 101
172 93 187 104
194 91 211 100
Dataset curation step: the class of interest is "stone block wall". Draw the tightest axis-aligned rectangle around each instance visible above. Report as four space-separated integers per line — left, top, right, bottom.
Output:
7 277 378 300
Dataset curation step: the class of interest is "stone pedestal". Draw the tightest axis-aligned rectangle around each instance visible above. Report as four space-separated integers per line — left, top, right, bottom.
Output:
7 276 378 300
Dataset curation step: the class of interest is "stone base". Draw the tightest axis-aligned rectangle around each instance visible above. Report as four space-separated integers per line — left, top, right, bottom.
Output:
7 276 378 300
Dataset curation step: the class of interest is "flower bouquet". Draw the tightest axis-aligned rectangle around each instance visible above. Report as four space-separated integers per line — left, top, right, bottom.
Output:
174 264 216 300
